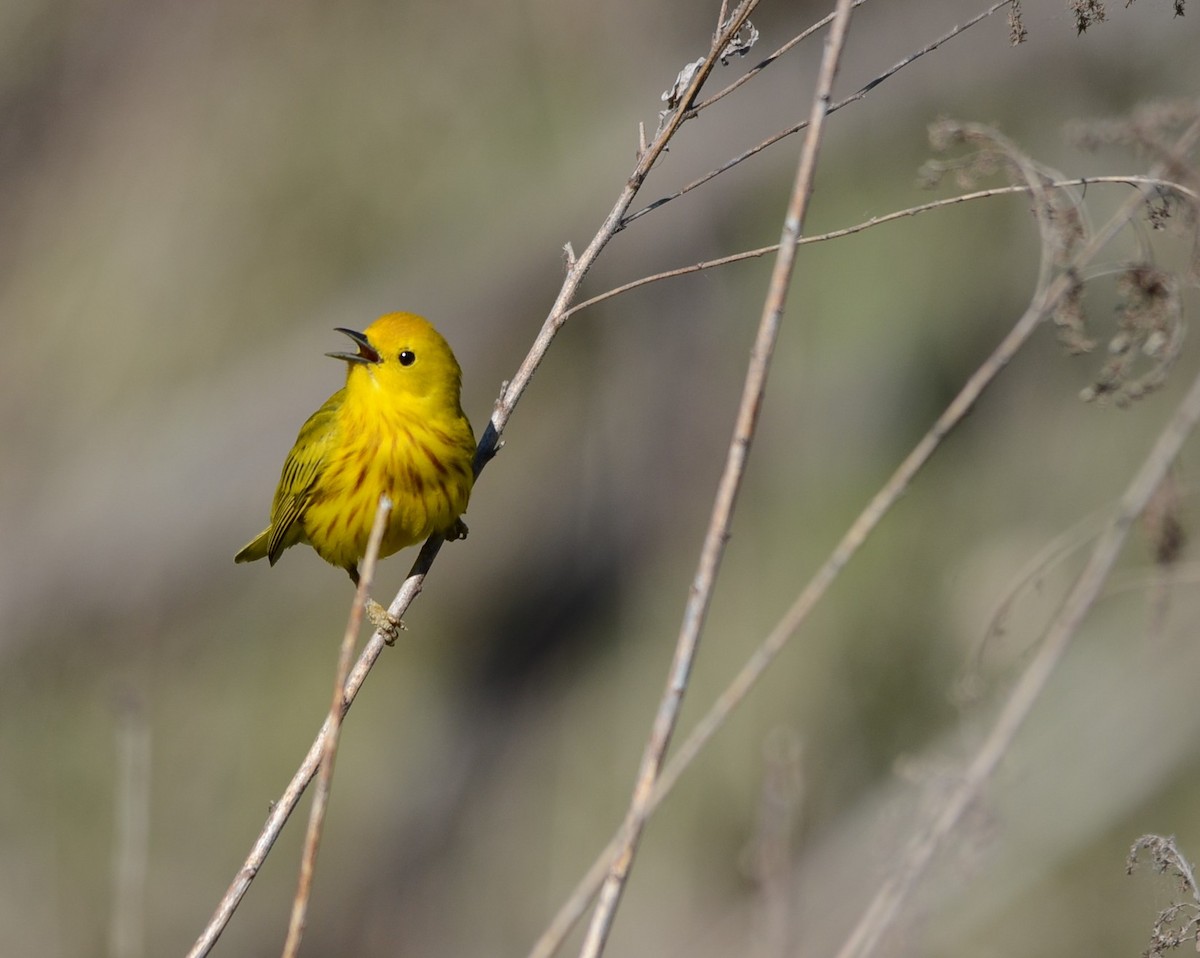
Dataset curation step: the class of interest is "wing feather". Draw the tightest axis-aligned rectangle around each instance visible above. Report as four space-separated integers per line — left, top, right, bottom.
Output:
265 390 343 564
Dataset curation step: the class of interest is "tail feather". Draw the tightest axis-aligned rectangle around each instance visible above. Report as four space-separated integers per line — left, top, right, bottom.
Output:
234 529 271 564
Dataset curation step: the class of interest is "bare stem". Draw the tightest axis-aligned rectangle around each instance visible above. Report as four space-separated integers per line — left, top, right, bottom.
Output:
832 117 1200 958
187 7 762 957
279 497 391 958
836 358 1200 958
624 0 1012 228
575 1 858 956
109 698 151 958
186 528 449 958
528 118 1200 958
690 0 872 116
475 0 761 471
567 176 1195 320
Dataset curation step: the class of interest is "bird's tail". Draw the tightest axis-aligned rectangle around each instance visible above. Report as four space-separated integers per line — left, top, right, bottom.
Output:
234 529 271 564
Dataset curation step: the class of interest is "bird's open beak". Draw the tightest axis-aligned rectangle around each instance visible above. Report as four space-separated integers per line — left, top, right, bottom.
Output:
326 327 381 365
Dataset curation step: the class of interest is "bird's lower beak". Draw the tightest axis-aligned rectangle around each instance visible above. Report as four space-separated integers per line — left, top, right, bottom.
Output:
326 327 381 365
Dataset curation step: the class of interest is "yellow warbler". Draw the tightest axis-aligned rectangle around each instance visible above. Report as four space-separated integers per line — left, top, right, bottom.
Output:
235 312 475 584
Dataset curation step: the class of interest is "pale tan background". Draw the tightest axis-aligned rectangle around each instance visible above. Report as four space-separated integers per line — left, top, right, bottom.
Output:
2 1 1200 956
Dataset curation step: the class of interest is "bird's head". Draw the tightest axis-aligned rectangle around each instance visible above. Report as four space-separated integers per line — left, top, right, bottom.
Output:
328 312 464 406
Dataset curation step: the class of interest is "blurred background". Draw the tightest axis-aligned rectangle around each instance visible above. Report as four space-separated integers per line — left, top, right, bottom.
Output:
2 1 1200 956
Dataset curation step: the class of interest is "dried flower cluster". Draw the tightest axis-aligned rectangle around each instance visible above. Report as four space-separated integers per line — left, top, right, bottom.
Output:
923 110 1198 407
1128 835 1200 957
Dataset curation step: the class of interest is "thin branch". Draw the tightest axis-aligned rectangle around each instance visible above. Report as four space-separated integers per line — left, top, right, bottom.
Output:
975 503 1115 667
622 0 1013 229
836 353 1200 958
834 117 1200 958
187 7 762 957
689 0 872 116
186 532 446 958
528 121 1200 958
477 0 761 468
576 1 857 956
569 177 1195 320
109 697 151 958
529 211 1065 958
279 496 391 958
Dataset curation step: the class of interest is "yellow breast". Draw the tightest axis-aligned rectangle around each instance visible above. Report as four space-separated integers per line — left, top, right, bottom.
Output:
301 388 475 570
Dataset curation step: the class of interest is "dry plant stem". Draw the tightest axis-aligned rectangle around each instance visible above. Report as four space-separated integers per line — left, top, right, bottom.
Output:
575 2 857 957
570 176 1194 320
279 497 392 958
833 124 1200 958
186 532 444 958
530 222 1066 958
110 700 150 958
836 364 1200 958
717 0 730 31
979 503 1115 657
530 120 1200 958
690 0 871 116
624 0 1011 229
478 0 760 464
188 9 761 958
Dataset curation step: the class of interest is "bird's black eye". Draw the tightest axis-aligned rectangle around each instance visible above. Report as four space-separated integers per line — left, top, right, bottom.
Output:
399 350 416 366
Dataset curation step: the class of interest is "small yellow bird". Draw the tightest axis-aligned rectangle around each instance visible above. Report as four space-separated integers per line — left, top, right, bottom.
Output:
235 312 476 586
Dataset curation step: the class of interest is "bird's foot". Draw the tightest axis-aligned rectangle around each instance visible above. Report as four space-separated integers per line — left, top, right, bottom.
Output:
366 598 406 645
445 518 469 542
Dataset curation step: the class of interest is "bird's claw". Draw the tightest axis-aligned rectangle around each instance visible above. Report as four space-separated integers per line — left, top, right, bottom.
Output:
366 599 405 644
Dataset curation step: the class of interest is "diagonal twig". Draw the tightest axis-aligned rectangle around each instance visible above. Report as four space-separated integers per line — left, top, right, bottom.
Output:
568 176 1197 321
186 7 762 957
528 117 1200 958
575 1 858 956
827 115 1200 958
836 340 1200 958
622 0 1012 229
689 0 872 117
185 531 448 958
476 0 761 467
279 496 391 958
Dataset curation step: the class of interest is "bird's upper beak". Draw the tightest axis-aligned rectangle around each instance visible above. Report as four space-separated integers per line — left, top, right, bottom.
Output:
326 327 381 365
